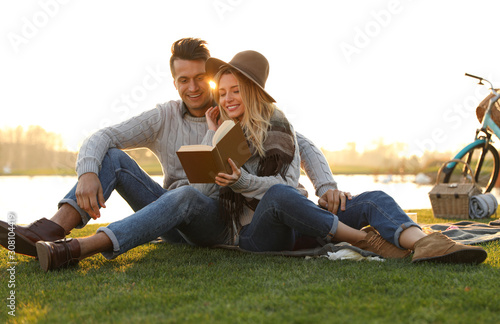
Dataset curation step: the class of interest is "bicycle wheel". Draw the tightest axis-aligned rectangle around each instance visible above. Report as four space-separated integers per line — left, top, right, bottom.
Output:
443 142 500 192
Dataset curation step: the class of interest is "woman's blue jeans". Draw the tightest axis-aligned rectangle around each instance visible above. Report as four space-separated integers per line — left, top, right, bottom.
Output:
58 149 228 259
238 184 420 252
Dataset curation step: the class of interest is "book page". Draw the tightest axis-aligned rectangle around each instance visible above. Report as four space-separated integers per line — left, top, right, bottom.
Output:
212 120 236 146
177 145 213 152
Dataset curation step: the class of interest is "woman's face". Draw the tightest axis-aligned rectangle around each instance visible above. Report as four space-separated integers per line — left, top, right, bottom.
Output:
218 73 245 120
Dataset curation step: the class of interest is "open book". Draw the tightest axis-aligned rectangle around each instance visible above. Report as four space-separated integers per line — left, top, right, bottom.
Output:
176 120 252 183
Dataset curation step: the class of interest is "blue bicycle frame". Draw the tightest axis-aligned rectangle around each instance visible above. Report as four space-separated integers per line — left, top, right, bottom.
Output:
447 90 500 170
447 139 489 170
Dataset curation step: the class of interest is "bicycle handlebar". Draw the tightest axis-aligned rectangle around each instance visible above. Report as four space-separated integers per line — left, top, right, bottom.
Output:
465 73 497 96
465 73 483 81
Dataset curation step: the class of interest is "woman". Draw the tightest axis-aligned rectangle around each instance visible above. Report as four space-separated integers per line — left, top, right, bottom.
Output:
191 50 301 245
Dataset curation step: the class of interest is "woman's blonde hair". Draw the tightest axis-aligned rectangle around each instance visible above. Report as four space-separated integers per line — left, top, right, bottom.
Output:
213 66 276 157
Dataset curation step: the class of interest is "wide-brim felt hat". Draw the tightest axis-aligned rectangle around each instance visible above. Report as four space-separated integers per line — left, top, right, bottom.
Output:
206 50 275 103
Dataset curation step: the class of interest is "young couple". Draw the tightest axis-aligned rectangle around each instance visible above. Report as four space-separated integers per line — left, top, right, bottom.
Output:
0 38 487 271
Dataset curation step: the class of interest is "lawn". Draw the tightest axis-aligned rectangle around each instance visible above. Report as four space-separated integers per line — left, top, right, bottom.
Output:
1 210 499 323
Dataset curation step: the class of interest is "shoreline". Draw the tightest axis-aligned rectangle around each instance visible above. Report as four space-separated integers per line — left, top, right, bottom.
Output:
0 169 434 177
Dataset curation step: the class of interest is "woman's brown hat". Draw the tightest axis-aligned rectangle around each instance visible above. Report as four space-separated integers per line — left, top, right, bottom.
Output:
206 50 275 103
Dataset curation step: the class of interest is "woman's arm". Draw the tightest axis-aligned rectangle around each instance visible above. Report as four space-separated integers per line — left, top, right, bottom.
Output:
228 133 301 200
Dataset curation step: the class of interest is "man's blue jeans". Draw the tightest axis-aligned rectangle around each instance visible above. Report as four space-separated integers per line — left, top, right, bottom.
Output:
238 184 420 252
58 149 228 259
98 185 228 259
59 148 168 227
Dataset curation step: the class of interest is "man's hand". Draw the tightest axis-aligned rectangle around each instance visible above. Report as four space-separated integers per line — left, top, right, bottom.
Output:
215 158 241 187
75 172 106 220
318 189 352 214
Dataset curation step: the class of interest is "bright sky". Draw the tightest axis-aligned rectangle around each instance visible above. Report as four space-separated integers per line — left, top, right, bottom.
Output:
1 0 500 157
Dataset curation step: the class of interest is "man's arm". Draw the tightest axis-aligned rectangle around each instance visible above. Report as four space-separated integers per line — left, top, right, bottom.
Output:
76 107 164 177
75 105 166 219
296 132 337 196
296 132 352 214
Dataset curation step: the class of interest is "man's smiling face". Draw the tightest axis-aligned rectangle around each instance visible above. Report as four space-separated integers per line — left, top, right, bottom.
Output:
172 59 212 117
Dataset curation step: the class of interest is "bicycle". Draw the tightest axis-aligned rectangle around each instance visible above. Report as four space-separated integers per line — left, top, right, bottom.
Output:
442 73 500 192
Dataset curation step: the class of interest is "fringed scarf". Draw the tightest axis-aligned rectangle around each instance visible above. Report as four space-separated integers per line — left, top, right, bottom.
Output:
219 111 295 242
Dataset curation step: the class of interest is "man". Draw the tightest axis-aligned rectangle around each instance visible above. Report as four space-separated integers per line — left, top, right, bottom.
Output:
0 38 342 269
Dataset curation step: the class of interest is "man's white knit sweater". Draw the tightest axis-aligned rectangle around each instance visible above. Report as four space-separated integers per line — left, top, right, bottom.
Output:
76 100 337 197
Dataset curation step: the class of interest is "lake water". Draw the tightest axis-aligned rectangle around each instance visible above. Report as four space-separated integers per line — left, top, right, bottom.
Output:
2 174 499 225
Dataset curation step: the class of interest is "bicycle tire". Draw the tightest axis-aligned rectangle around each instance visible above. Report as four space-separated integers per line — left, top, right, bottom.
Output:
443 142 499 192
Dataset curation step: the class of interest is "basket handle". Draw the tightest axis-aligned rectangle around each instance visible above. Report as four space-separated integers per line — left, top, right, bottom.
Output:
435 159 478 186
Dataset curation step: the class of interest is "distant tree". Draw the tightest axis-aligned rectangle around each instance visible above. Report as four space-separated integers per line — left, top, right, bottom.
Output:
320 139 454 174
0 126 76 173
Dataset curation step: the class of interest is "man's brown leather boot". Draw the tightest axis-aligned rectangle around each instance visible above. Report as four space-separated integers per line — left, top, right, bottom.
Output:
0 218 66 257
36 238 81 272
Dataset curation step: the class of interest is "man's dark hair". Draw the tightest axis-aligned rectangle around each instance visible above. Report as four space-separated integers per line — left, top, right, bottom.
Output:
170 38 210 77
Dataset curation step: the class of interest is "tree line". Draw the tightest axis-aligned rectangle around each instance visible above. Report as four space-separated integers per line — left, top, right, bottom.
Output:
0 126 160 175
0 126 76 174
321 140 453 175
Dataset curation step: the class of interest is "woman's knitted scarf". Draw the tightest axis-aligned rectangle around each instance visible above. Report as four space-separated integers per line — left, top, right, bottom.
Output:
219 110 295 241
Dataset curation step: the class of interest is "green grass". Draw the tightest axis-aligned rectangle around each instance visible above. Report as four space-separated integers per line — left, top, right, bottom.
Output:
2 210 500 323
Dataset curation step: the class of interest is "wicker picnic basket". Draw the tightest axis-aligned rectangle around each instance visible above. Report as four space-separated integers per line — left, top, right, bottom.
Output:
428 159 482 219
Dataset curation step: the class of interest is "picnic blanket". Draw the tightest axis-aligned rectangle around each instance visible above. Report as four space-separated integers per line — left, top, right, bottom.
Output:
154 237 382 260
422 219 500 245
214 242 382 261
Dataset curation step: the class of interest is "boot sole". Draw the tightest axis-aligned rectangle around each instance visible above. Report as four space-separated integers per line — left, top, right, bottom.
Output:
0 223 38 257
36 242 52 272
412 248 487 264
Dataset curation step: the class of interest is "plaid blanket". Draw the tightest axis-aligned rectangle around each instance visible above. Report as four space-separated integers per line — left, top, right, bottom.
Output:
214 242 380 258
423 219 500 245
